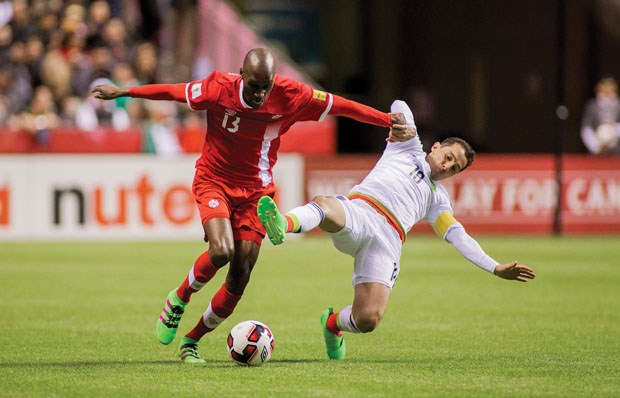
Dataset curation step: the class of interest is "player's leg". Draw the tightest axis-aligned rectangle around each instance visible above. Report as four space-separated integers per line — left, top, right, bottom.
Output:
257 195 346 244
177 218 234 301
156 217 234 347
182 241 258 342
349 282 391 332
321 199 401 359
321 282 391 359
179 195 265 363
157 177 233 349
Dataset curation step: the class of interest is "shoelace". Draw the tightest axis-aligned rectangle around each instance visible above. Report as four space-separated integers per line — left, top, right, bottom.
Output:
162 304 184 328
180 344 200 359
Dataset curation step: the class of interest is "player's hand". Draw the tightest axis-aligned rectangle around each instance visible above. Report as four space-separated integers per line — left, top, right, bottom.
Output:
390 112 406 125
387 124 417 142
91 84 129 100
493 261 536 282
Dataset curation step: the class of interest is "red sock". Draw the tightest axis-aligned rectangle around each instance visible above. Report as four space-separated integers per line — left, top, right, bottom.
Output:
177 250 218 303
185 284 242 341
326 312 343 336
185 316 212 341
285 215 295 232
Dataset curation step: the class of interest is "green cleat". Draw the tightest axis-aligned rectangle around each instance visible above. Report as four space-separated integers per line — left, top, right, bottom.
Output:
178 337 206 364
156 289 187 345
320 307 346 360
257 196 287 245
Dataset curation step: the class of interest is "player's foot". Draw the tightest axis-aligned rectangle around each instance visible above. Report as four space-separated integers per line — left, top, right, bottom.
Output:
178 337 206 364
320 307 346 360
257 196 287 245
156 288 187 345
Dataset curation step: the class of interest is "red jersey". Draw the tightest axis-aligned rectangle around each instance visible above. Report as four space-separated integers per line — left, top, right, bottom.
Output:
185 71 333 187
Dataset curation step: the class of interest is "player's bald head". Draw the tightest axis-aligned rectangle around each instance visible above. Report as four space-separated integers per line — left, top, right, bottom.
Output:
242 48 276 79
239 48 276 109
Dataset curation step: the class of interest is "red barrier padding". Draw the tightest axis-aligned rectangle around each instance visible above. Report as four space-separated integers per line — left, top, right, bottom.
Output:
0 128 143 153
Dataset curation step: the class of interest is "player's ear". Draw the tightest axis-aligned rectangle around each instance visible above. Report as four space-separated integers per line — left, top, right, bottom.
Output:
239 68 244 77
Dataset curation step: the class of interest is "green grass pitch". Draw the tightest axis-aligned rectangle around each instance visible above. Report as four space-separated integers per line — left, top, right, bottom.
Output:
1 236 619 397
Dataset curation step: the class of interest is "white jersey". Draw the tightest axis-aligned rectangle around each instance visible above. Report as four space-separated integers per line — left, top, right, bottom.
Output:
349 135 457 239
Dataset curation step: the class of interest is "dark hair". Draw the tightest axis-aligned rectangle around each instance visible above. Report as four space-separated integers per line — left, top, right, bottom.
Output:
440 137 475 170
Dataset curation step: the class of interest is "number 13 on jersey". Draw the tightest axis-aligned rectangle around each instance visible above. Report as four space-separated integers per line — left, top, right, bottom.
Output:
222 114 240 133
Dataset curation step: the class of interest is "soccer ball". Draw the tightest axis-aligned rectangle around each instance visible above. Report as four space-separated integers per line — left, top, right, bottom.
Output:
226 320 275 366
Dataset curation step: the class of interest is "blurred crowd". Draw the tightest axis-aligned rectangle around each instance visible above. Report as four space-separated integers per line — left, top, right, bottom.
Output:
0 0 202 154
580 76 620 156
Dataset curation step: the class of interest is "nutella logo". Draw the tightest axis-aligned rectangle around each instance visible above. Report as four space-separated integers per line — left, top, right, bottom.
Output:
53 175 195 227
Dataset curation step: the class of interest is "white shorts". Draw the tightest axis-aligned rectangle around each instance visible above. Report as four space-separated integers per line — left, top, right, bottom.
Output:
329 196 402 289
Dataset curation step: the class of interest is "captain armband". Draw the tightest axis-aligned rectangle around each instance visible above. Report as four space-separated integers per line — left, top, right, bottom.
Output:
433 211 458 238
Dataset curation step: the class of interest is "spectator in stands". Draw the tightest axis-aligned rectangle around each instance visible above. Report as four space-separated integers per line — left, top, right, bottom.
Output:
110 61 142 123
73 77 130 132
0 24 13 63
36 4 61 46
581 76 620 155
0 0 193 147
10 85 60 146
134 42 159 84
70 38 113 97
9 0 35 42
40 43 72 102
85 0 111 45
0 63 32 122
142 99 182 156
7 39 32 90
25 35 45 88
102 17 133 63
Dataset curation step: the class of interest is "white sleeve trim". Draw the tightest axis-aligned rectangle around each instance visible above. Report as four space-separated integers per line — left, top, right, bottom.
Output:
185 83 198 111
318 93 333 122
445 225 498 273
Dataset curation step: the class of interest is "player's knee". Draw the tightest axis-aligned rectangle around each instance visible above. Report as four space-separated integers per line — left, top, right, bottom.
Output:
310 195 330 209
209 242 235 265
225 276 249 295
226 260 255 293
355 311 382 333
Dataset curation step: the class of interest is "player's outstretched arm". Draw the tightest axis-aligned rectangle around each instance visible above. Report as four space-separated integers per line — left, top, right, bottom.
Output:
444 223 536 282
92 84 129 100
493 261 536 282
92 83 187 102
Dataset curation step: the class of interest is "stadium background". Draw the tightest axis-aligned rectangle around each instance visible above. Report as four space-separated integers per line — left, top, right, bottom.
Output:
1 0 620 239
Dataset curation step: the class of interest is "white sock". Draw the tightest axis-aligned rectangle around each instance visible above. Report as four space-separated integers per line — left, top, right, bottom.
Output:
201 303 227 330
337 305 361 334
188 266 206 291
287 201 324 232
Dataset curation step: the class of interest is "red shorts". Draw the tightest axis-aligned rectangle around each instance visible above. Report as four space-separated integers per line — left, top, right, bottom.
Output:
192 169 275 245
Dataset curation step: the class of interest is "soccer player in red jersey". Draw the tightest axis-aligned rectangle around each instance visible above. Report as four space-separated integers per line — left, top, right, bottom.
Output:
92 48 409 364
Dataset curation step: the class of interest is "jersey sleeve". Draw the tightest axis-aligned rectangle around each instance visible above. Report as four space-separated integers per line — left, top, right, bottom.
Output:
185 72 221 111
128 83 187 102
329 95 392 127
425 186 459 239
445 226 498 273
288 82 334 122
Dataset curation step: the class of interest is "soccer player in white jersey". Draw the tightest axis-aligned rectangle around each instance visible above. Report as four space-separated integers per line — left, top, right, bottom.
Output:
256 100 536 360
